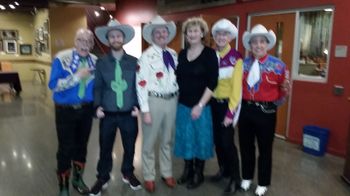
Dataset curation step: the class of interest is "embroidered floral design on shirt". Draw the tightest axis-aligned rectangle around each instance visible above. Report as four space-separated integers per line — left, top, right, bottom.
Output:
156 71 164 79
138 80 147 87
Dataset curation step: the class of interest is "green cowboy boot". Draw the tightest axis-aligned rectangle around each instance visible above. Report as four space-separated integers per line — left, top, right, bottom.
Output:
72 161 90 194
57 170 70 196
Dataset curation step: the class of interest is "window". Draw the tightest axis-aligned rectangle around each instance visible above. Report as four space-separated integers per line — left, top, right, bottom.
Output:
296 9 333 82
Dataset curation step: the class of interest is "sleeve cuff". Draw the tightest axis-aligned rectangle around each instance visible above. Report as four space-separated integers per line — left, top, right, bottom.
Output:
140 104 150 113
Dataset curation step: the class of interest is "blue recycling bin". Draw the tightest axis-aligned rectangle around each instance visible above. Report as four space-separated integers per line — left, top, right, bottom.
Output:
303 125 329 156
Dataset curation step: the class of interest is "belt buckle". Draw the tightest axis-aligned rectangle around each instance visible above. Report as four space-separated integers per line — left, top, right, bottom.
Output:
72 104 82 109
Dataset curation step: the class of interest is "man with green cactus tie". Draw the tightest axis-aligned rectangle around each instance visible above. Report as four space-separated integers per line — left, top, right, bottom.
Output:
90 19 141 196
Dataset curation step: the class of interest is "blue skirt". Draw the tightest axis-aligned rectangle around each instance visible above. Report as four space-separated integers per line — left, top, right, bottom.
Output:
174 103 214 160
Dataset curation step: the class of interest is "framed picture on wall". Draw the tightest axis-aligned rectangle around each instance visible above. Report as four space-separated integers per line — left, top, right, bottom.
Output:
0 29 19 40
19 44 32 55
4 40 17 54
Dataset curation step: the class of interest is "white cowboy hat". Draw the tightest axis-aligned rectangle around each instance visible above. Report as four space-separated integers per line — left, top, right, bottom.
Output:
142 15 176 44
95 19 135 46
211 18 238 41
242 24 276 51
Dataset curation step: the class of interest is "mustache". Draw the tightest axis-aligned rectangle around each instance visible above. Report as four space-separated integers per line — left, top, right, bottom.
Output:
79 47 90 52
111 41 124 45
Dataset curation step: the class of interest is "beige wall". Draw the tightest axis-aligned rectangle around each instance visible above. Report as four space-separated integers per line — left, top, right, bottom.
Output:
0 12 34 58
49 7 87 57
0 7 86 83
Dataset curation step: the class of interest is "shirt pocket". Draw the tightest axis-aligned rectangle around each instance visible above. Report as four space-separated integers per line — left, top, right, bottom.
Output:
149 60 164 71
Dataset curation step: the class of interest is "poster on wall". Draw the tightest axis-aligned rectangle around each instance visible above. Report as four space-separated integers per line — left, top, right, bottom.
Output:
0 29 19 40
4 40 17 54
20 44 32 55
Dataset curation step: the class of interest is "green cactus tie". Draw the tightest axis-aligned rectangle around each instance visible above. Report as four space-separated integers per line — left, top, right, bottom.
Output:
111 60 128 108
78 58 88 99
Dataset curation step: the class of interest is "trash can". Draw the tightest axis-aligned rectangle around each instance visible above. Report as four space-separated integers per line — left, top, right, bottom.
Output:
303 125 330 156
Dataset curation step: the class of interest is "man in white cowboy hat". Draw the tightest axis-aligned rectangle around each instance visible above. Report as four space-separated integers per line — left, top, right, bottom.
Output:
210 18 243 193
136 15 178 192
238 24 289 196
89 19 141 196
48 28 96 196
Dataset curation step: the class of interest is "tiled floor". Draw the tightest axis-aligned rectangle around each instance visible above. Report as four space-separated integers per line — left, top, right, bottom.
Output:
0 82 349 196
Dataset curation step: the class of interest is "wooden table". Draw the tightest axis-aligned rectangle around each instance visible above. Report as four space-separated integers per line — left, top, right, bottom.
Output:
0 72 22 95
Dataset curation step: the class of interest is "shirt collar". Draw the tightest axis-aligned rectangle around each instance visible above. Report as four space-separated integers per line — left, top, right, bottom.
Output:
253 54 268 64
217 44 231 58
152 44 169 54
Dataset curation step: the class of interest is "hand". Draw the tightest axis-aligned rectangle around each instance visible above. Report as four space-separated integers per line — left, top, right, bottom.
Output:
76 67 92 79
222 117 233 127
131 107 139 117
191 105 203 120
143 112 152 124
281 78 290 96
96 106 105 119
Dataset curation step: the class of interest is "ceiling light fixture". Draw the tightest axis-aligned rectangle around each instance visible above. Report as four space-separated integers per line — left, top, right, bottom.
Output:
100 6 105 11
324 8 333 12
9 4 15 9
0 5 5 10
109 15 113 19
14 2 19 6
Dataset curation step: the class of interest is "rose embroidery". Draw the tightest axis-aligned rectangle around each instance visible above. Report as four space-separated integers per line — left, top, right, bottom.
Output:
156 71 164 79
138 80 147 87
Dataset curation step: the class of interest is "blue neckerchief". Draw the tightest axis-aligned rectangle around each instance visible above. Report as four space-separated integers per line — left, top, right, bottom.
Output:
69 50 95 73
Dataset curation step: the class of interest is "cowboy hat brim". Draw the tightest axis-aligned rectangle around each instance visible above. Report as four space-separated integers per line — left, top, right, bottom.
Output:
242 30 276 51
142 22 176 45
95 25 135 46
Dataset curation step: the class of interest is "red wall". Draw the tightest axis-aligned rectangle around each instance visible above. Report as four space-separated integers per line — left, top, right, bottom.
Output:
115 0 350 156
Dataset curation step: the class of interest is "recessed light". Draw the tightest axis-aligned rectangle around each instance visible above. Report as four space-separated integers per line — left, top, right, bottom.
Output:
9 4 16 9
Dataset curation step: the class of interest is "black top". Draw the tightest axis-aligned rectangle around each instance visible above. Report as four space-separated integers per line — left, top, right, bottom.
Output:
176 46 219 107
94 51 139 112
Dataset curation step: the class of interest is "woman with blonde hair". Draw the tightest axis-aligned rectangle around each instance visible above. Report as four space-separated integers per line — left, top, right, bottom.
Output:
174 17 218 189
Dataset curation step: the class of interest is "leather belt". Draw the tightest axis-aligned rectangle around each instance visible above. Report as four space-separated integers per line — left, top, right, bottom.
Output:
242 100 276 113
55 102 92 110
148 91 178 100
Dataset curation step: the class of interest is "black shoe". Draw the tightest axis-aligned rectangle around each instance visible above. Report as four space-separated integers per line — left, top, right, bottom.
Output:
89 179 108 196
224 178 240 193
122 174 142 190
210 168 224 182
177 160 194 185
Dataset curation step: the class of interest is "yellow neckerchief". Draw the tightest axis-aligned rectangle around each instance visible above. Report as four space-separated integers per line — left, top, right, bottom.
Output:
218 44 231 58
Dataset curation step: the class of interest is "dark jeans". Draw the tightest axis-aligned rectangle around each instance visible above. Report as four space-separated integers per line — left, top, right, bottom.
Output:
211 99 240 182
55 103 93 173
97 112 138 182
238 101 277 186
